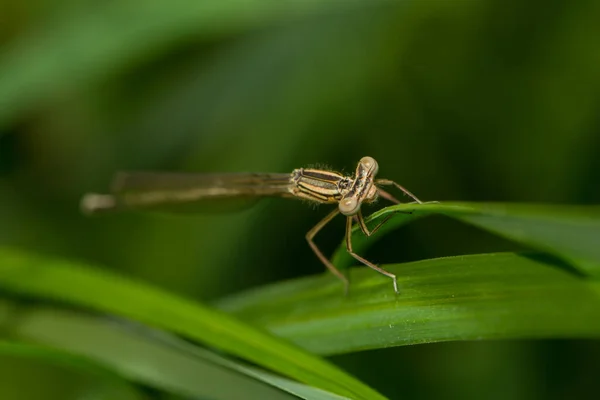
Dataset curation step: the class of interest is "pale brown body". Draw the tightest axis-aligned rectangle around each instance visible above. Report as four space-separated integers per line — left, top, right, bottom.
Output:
81 156 422 294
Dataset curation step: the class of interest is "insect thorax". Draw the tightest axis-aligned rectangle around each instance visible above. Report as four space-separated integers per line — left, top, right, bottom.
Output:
289 168 352 204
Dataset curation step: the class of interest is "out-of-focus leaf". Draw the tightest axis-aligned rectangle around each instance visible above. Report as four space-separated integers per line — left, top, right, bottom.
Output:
0 247 386 400
0 341 141 400
7 302 348 399
0 0 392 128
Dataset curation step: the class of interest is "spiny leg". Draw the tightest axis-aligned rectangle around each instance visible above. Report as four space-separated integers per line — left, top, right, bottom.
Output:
345 215 399 294
357 190 413 237
377 187 401 204
355 209 394 237
376 179 423 204
378 188 423 206
306 208 349 294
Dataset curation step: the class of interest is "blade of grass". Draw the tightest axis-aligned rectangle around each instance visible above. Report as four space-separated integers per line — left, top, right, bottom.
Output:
332 202 600 276
0 247 385 400
217 252 600 355
0 341 142 400
6 302 345 400
0 0 392 128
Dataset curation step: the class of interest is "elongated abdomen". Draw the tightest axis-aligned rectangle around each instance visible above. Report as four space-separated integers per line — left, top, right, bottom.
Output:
81 172 294 214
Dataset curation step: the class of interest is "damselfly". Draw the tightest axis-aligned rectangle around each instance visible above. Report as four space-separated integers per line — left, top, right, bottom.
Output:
81 156 423 294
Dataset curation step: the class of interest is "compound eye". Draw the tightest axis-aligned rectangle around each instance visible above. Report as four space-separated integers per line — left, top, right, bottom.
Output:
360 156 379 175
339 196 360 216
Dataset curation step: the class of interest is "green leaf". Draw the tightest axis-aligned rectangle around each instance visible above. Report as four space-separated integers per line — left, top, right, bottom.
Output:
7 302 345 400
0 341 141 400
332 202 600 276
0 0 390 128
218 252 600 355
0 247 385 400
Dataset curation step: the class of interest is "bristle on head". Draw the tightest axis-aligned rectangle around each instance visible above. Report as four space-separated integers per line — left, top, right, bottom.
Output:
80 193 118 215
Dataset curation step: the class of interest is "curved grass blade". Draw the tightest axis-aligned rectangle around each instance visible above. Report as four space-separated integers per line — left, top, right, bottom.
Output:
332 202 600 276
0 341 142 400
0 0 390 129
218 252 600 355
7 302 345 400
0 247 384 400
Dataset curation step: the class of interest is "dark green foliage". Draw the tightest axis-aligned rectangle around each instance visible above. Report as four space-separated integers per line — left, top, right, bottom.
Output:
1 0 599 399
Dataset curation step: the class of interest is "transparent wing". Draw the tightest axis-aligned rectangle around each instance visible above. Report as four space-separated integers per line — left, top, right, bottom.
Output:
81 172 293 214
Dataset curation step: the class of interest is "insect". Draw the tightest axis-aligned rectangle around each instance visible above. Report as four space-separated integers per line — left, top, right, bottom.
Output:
81 156 423 294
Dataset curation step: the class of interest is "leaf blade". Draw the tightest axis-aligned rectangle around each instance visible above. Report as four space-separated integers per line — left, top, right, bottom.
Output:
8 303 346 400
332 202 600 276
0 341 142 400
0 0 391 128
0 247 385 400
218 252 600 355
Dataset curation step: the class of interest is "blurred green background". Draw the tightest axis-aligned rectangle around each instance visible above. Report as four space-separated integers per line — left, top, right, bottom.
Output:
1 0 599 399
